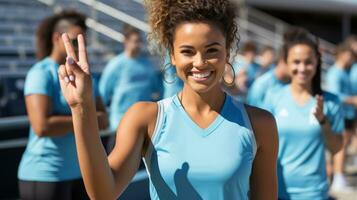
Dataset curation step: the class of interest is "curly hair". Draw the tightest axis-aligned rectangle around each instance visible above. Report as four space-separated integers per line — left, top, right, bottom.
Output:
36 10 87 59
144 0 239 61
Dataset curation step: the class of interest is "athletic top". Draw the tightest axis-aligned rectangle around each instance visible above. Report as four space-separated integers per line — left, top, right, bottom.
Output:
247 69 286 108
264 85 344 200
350 63 357 95
18 57 99 181
233 60 262 88
143 94 257 200
325 65 355 119
99 53 163 130
99 53 126 105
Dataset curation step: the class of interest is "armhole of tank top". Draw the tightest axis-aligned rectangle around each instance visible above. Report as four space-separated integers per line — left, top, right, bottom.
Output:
143 99 164 160
237 102 258 159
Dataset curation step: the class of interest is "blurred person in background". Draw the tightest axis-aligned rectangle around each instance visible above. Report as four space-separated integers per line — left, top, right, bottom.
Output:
264 28 343 200
345 35 357 161
257 45 276 75
236 41 261 88
17 10 108 200
247 48 290 108
99 24 162 151
326 43 357 192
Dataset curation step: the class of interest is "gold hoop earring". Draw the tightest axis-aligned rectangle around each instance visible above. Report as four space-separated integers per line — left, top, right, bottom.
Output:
222 63 236 86
161 62 177 84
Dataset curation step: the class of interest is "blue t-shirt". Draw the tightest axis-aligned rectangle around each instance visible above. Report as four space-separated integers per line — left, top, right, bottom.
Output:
325 65 355 119
247 70 286 108
264 85 344 200
350 63 357 95
99 53 126 106
143 94 256 200
100 53 163 130
18 57 99 181
234 60 261 88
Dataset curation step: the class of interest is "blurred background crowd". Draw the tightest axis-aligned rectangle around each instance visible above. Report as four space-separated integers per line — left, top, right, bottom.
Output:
0 0 357 199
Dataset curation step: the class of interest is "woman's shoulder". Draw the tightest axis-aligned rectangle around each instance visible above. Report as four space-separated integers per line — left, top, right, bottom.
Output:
245 105 276 126
245 105 278 148
125 101 159 124
29 58 53 72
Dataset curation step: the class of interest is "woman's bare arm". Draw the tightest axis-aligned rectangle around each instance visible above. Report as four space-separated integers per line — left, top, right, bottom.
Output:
26 95 74 137
247 106 278 200
58 33 157 199
25 94 108 137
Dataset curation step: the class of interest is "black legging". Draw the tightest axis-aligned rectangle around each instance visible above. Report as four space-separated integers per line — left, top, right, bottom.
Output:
19 179 89 200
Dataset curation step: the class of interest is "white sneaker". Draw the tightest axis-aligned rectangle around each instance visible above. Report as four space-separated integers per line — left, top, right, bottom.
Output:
330 173 355 193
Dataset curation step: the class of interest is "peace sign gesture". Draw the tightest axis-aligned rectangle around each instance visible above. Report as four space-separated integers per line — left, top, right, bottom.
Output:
58 33 94 108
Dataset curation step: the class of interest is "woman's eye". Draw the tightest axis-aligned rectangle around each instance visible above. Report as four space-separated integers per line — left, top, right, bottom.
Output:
181 50 193 55
207 48 218 53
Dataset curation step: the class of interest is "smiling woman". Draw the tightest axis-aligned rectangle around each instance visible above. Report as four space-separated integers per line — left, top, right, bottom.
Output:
264 28 343 200
57 0 278 200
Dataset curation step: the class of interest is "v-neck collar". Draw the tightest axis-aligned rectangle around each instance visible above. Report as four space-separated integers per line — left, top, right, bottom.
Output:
173 94 229 137
287 85 315 110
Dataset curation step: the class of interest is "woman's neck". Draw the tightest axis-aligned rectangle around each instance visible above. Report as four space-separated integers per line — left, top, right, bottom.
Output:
49 51 65 65
180 84 225 114
290 80 312 96
335 60 349 70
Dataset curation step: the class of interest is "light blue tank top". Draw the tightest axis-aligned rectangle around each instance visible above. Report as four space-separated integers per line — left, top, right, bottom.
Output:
143 94 257 200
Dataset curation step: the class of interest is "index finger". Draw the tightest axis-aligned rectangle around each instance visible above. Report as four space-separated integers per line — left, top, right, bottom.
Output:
62 33 78 61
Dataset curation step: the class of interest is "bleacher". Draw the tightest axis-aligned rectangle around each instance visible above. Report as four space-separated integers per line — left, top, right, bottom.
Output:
0 0 134 117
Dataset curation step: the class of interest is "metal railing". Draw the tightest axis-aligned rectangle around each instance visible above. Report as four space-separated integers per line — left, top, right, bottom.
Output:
35 0 125 44
79 0 150 32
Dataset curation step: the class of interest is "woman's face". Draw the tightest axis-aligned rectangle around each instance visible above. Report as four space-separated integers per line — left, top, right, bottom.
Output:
124 33 142 55
170 22 228 93
287 44 317 86
54 25 85 60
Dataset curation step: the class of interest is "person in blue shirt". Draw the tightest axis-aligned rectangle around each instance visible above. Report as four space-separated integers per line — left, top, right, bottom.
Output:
56 0 279 199
325 43 357 192
18 11 108 200
265 28 343 200
237 41 262 88
351 63 357 95
257 45 276 75
99 24 163 131
345 35 357 155
247 50 290 108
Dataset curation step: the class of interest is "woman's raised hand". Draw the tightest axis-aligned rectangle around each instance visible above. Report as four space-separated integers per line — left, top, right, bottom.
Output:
58 33 93 108
313 95 326 124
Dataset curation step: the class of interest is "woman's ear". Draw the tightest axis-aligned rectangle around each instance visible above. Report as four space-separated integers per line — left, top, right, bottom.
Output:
52 32 61 45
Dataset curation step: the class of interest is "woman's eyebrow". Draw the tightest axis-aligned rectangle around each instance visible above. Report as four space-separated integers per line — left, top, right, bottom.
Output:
179 42 222 49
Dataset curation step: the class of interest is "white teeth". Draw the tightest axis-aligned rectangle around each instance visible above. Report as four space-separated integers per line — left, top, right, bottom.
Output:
192 71 211 78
